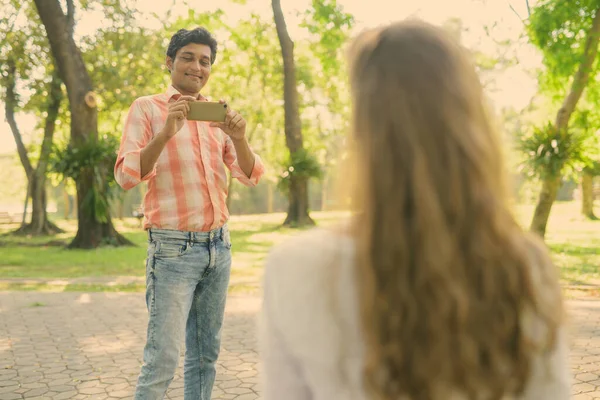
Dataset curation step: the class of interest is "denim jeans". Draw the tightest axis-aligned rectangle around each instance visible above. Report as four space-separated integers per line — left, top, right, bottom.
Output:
134 225 232 400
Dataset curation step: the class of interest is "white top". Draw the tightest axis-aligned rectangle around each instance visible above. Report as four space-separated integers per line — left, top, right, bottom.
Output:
259 228 571 400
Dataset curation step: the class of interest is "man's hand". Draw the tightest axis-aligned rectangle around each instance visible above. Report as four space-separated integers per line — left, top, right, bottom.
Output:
210 99 246 141
163 96 196 139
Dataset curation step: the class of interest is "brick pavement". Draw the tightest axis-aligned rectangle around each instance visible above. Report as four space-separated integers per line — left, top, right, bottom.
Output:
1 292 600 399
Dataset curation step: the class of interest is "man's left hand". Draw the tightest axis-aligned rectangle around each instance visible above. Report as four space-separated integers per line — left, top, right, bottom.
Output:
210 99 246 141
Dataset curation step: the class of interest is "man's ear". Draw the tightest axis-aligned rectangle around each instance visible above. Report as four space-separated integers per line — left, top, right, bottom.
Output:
165 56 173 72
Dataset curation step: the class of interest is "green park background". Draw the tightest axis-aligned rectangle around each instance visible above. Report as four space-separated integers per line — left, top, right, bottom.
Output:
1 0 599 296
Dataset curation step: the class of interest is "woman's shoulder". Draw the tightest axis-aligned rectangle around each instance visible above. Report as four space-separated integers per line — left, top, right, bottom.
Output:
266 226 353 271
262 226 355 302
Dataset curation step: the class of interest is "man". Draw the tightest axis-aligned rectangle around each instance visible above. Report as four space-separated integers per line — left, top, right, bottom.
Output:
114 27 264 399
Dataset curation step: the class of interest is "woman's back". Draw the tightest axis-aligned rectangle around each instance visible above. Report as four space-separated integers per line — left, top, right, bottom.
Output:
260 228 570 400
259 19 570 400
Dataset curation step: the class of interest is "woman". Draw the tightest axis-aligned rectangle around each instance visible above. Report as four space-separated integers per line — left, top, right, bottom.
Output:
259 20 570 400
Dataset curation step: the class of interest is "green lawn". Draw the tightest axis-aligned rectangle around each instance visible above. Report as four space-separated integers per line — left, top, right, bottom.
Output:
0 211 349 293
0 203 598 293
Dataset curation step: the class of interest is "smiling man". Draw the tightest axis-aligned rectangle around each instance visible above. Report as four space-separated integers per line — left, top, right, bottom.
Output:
114 27 264 399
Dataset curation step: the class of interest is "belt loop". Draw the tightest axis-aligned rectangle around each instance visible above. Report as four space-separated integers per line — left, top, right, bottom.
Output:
148 229 152 241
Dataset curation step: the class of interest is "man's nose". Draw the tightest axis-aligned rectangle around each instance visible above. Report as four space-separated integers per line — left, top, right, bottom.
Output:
190 60 202 71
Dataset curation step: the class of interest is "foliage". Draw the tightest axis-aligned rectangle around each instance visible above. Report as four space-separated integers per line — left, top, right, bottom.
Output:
297 0 354 190
517 120 598 180
527 0 600 100
572 109 600 175
277 148 323 191
49 135 119 223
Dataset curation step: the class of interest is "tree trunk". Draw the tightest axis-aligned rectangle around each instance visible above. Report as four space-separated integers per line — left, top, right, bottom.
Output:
581 170 597 220
530 176 561 237
4 60 33 181
28 69 64 235
272 0 314 227
63 188 71 219
21 181 31 227
283 176 313 226
530 7 600 238
33 0 131 247
4 58 63 235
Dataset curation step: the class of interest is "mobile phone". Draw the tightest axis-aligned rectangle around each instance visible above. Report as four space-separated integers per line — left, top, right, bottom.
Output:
187 101 227 122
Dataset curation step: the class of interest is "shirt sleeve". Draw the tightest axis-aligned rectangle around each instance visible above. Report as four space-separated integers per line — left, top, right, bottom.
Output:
223 134 265 187
114 98 157 190
259 253 313 400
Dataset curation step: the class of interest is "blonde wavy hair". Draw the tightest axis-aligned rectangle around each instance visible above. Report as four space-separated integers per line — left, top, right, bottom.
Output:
347 20 564 400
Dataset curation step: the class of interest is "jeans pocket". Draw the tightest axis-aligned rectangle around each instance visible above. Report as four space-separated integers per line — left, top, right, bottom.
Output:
222 227 232 250
154 239 190 259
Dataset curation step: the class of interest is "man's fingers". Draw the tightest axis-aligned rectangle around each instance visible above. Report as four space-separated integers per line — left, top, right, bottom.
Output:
230 114 243 130
170 104 189 116
224 112 233 126
178 96 197 102
231 118 244 132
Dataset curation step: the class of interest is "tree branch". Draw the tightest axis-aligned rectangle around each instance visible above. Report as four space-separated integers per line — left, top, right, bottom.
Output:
4 59 34 179
506 0 526 25
555 7 600 131
37 67 63 179
33 0 93 105
66 0 75 34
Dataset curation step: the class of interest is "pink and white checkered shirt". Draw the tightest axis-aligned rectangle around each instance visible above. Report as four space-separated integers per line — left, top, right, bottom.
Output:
114 85 265 232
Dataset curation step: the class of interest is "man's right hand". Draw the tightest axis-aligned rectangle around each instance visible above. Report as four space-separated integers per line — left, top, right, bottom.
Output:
162 96 196 139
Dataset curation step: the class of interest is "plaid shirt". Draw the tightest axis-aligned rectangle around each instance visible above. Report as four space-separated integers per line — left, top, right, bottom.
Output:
114 86 265 232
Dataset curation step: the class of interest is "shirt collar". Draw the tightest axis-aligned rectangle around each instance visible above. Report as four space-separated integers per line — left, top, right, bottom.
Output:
166 85 207 102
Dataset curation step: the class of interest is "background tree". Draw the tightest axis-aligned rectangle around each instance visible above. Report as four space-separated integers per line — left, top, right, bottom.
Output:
571 110 600 219
299 0 354 211
33 0 131 248
526 0 600 237
0 0 64 235
272 0 316 226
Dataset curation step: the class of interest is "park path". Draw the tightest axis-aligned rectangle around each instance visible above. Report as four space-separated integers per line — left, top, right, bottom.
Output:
1 292 600 399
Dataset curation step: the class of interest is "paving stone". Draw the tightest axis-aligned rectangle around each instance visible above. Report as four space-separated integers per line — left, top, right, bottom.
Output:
1 293 599 400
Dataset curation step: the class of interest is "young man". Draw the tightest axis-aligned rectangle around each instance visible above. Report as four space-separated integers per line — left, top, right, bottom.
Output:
114 27 264 399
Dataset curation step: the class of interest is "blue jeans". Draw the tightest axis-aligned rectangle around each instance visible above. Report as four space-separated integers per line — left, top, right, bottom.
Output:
134 225 232 400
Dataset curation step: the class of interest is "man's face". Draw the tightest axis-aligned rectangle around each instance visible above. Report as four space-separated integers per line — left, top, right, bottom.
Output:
166 43 212 95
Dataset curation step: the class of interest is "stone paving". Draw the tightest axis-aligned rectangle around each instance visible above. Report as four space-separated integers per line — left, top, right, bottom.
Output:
0 293 261 400
1 292 600 399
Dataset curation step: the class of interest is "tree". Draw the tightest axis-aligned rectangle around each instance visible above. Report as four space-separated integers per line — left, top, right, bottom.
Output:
572 110 600 219
0 0 64 235
527 0 600 237
272 0 315 226
299 0 354 211
33 0 131 248
581 165 599 219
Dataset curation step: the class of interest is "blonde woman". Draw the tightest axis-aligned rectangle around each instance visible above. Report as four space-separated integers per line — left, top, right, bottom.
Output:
259 20 570 400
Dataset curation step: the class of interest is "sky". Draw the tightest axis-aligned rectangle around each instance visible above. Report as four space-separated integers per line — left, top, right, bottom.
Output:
1 0 539 155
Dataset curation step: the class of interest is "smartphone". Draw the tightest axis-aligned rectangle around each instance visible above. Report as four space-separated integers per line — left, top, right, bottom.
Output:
187 101 227 122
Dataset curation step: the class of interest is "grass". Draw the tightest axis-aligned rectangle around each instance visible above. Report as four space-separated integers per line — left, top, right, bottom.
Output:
0 211 349 294
512 202 600 286
0 203 598 294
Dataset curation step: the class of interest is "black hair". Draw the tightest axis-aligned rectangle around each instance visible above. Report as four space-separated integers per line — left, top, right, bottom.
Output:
166 27 218 65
